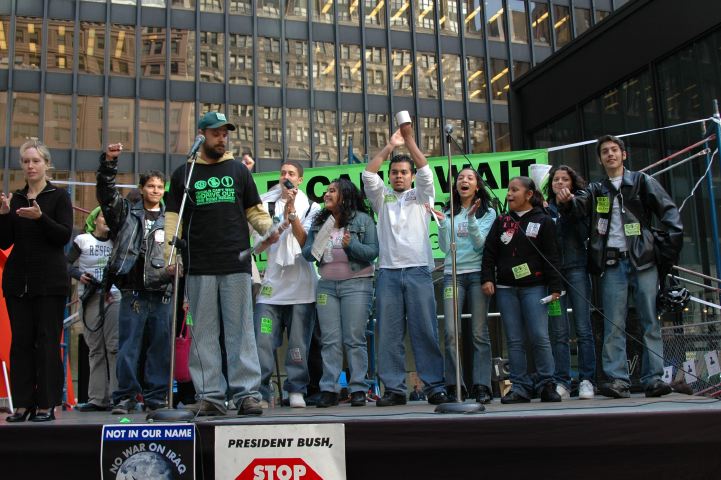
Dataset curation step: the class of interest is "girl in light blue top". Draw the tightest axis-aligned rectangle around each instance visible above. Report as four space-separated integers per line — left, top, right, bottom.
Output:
431 167 496 403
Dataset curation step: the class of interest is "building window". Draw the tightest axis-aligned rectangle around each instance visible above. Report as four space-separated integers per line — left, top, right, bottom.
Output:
392 49 414 97
490 58 509 104
415 0 435 33
442 54 463 101
485 0 505 42
509 0 528 44
554 5 571 49
170 29 194 81
285 39 309 89
574 7 591 37
313 42 336 92
365 0 387 27
389 0 411 31
14 17 42 70
47 21 74 71
110 25 136 76
199 31 224 83
462 0 483 38
530 1 550 46
417 52 438 99
466 56 487 103
339 44 362 93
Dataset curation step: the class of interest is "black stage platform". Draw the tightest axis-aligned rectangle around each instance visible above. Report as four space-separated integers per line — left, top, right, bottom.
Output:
1 393 720 479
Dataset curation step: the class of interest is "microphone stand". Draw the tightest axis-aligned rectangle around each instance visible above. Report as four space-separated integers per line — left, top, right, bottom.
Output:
435 127 485 414
147 149 199 423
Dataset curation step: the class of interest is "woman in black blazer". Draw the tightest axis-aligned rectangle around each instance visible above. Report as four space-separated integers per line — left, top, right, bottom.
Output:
0 139 73 422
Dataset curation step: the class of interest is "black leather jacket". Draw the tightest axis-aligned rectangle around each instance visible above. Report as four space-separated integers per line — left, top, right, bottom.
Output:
563 169 683 275
96 153 172 292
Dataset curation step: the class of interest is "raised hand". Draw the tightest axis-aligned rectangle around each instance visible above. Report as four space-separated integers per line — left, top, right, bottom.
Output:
241 153 255 170
0 192 12 215
16 200 42 220
389 129 405 148
105 143 123 160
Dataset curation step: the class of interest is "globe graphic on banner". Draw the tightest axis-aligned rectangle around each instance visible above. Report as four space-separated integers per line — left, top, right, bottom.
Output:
116 451 173 480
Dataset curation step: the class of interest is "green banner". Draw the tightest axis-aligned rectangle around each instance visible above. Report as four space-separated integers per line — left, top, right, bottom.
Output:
251 149 548 269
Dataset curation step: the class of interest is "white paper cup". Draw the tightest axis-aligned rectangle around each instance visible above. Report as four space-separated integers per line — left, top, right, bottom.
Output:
395 110 412 126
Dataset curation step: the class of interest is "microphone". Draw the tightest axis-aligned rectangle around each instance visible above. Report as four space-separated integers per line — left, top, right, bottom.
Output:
187 134 205 158
444 124 454 135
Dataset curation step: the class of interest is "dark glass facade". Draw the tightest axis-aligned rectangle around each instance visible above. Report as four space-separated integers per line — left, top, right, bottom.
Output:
0 0 625 225
517 20 721 325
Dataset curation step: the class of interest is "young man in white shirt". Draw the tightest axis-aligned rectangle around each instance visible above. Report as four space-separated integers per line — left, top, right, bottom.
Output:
362 123 450 406
253 161 321 408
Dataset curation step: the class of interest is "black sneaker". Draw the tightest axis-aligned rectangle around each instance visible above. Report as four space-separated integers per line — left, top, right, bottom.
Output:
644 380 672 398
540 383 562 402
316 391 339 408
474 385 493 404
350 391 366 407
428 391 452 405
446 385 467 402
376 391 407 407
599 379 631 399
75 402 110 412
500 391 530 404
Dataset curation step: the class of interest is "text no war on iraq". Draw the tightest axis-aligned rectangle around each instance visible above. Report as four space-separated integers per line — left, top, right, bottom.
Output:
101 424 195 479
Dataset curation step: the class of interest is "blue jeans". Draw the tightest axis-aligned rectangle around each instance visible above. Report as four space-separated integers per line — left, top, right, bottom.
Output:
442 272 492 390
549 268 596 388
316 277 373 393
600 259 662 387
254 302 315 401
496 285 555 398
376 267 445 396
187 273 262 408
114 291 171 405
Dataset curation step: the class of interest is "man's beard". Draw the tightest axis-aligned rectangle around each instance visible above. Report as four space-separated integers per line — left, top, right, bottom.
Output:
203 143 224 160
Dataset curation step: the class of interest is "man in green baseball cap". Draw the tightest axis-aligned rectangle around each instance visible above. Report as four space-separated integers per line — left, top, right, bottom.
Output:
165 110 271 417
198 111 236 131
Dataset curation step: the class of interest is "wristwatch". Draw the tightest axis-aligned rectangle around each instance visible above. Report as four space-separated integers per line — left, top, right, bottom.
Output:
287 212 298 222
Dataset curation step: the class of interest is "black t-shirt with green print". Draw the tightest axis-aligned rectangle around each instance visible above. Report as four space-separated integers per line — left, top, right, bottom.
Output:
166 158 262 275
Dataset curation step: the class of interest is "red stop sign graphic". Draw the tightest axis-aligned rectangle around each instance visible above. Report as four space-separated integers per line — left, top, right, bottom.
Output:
236 458 324 480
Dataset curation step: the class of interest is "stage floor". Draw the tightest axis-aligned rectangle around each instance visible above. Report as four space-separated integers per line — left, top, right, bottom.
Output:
2 393 721 479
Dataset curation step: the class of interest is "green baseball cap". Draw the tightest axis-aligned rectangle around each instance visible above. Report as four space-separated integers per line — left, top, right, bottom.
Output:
198 111 236 131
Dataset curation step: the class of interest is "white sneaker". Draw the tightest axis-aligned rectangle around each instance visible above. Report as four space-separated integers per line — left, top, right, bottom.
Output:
579 380 595 400
289 392 306 408
556 384 571 400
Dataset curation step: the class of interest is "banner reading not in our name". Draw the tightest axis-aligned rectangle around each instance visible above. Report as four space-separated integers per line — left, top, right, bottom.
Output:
215 423 346 480
101 424 195 480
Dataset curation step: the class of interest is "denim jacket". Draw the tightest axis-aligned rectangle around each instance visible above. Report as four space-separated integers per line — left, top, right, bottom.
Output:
302 211 379 272
548 200 588 271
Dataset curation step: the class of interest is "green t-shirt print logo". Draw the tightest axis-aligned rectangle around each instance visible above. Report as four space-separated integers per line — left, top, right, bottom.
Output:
194 174 237 206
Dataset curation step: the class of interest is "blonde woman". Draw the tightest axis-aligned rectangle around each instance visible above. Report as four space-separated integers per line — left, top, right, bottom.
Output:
0 139 73 422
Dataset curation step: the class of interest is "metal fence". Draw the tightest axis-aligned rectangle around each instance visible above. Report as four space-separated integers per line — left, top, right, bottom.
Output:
662 320 721 397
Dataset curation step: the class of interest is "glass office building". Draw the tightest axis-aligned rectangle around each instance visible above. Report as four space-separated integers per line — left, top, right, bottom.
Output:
0 0 629 221
511 0 721 324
